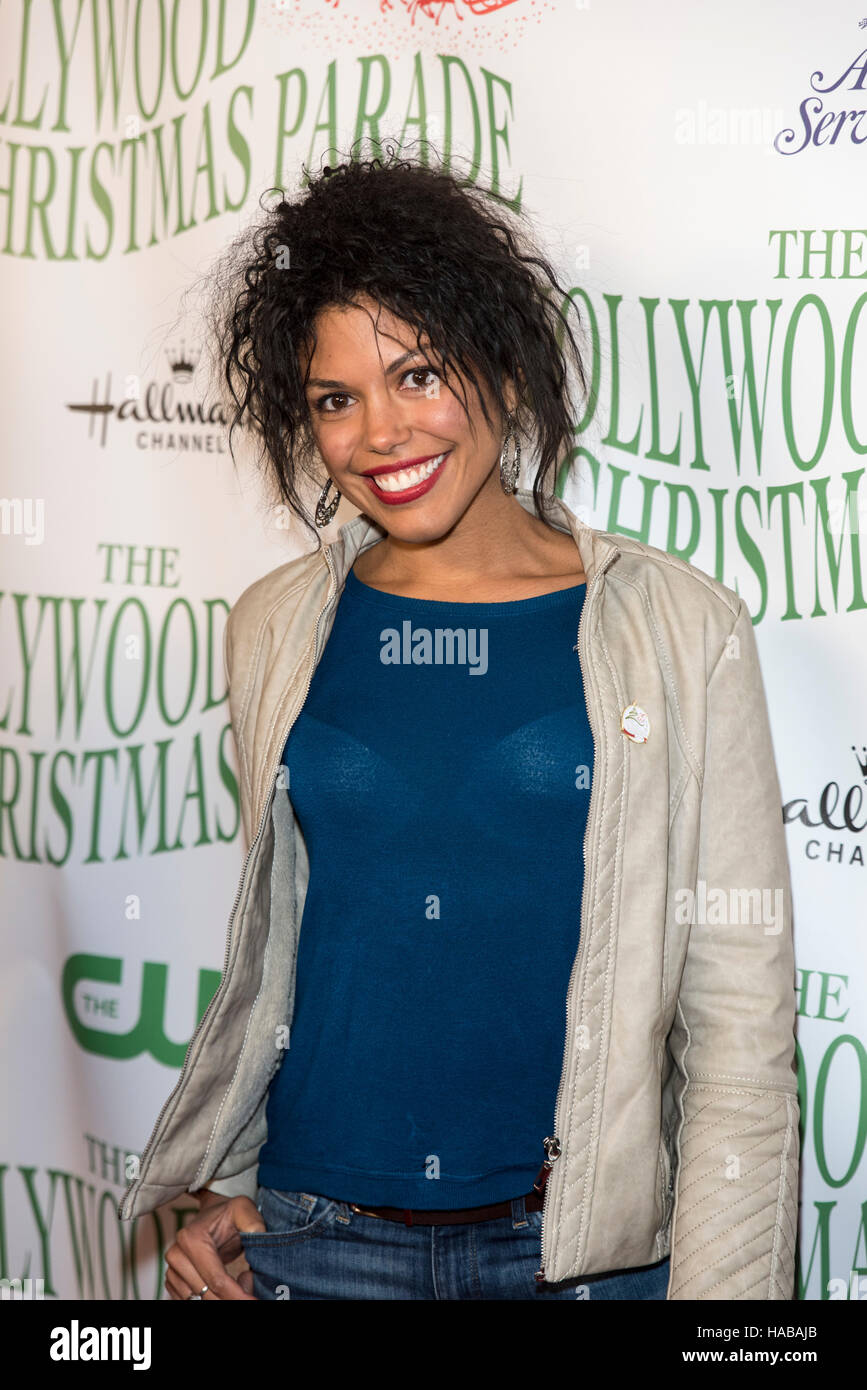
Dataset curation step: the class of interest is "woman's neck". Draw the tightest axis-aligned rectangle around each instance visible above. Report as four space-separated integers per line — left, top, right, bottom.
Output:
352 488 586 602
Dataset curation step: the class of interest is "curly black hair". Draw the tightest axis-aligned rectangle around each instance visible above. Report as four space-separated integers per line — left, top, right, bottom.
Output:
205 142 591 548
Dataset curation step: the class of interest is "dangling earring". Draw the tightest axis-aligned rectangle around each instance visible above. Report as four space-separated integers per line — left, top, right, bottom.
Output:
315 477 341 527
499 412 521 495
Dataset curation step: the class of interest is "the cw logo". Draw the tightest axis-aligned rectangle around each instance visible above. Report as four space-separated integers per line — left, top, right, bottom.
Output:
61 955 221 1065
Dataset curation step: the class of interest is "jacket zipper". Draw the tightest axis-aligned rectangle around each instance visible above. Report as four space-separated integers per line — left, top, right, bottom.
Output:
535 555 611 1283
117 546 338 1221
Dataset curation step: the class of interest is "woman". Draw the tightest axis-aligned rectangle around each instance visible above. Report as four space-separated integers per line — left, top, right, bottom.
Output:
118 151 800 1301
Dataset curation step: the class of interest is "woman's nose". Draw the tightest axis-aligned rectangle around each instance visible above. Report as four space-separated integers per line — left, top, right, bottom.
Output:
360 390 413 455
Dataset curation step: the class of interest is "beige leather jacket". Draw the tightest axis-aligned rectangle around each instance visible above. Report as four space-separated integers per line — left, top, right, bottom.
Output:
118 488 800 1300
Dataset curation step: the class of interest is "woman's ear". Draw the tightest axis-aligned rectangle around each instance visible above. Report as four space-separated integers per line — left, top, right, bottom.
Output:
503 367 526 415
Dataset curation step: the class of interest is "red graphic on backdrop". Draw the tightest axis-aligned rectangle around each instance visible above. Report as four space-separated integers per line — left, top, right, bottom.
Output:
322 0 521 20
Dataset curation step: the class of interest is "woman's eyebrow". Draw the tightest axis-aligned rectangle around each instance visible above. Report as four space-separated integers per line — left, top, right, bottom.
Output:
305 347 431 390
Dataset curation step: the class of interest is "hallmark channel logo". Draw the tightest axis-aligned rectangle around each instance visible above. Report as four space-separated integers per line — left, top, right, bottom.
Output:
66 340 226 450
782 743 866 868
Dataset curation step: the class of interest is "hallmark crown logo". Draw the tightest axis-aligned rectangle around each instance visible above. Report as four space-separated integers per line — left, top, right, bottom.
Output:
852 745 867 781
166 339 200 383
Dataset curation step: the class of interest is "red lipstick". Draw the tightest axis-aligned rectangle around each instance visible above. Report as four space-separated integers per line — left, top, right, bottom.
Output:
362 451 451 506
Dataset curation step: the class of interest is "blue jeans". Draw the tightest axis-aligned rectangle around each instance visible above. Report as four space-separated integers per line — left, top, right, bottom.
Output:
239 1186 671 1301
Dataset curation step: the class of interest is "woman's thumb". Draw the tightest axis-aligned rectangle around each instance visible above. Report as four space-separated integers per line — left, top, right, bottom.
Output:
233 1196 266 1235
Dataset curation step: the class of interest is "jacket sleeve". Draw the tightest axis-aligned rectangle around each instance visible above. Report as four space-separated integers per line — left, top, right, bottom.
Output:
667 595 800 1300
191 603 258 1206
199 1165 259 1204
222 601 254 851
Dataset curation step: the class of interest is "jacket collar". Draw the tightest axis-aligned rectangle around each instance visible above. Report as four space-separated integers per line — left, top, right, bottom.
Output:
321 488 621 589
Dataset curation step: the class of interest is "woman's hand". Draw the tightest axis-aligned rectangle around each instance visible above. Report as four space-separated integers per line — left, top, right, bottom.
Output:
164 1191 266 1301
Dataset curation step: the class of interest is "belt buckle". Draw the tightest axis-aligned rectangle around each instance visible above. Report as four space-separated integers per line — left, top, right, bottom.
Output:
350 1203 417 1226
349 1202 385 1220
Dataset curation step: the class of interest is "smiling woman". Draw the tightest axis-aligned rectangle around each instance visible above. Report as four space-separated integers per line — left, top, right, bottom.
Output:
300 312 468 514
204 148 590 582
121 144 799 1305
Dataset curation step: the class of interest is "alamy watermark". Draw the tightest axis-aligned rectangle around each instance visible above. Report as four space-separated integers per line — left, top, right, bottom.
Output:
1 1277 44 1299
380 623 488 675
0 497 44 545
674 879 784 935
49 1320 151 1369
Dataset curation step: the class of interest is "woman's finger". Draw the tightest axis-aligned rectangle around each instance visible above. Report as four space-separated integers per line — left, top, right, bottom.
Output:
164 1241 211 1300
168 1228 255 1301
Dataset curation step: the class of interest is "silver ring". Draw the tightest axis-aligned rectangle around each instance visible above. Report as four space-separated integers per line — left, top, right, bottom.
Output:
187 1284 209 1300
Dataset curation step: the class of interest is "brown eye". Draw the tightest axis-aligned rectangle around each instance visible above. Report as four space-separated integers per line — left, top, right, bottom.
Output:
402 367 439 391
316 393 349 413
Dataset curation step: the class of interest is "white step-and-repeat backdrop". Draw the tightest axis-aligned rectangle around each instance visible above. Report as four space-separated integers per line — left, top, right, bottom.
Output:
0 0 863 1300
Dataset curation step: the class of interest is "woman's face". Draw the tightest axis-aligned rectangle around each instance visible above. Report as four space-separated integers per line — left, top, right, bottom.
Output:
300 297 517 542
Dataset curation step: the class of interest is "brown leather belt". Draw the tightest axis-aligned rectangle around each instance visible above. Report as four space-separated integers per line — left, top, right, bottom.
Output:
347 1190 544 1226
